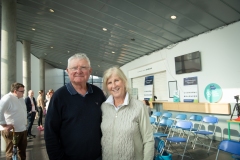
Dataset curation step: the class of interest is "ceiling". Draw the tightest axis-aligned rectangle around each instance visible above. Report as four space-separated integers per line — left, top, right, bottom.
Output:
2 0 240 77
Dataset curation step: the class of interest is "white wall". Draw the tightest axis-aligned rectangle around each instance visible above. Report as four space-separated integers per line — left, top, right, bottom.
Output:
122 21 240 103
121 21 240 140
45 63 64 93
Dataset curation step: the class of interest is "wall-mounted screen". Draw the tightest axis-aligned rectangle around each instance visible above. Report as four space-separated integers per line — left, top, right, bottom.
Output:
175 51 202 74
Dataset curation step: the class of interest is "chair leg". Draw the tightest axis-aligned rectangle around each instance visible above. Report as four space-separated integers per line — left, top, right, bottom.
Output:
215 150 220 160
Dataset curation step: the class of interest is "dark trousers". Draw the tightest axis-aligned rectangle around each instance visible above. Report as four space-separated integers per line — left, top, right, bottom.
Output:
38 107 43 126
2 130 27 160
27 112 36 135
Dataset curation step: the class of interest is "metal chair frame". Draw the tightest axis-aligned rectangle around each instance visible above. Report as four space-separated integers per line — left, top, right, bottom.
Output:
192 116 218 153
153 119 174 138
165 120 194 160
155 112 172 132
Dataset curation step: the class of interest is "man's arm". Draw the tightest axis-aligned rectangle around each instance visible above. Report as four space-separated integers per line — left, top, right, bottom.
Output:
44 94 65 159
1 124 14 131
25 97 31 113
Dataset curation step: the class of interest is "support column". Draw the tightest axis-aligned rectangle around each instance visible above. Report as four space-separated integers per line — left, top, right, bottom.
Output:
1 0 17 152
39 58 45 94
22 40 31 97
1 0 17 96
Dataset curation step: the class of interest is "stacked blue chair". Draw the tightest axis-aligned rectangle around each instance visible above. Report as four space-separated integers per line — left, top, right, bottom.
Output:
188 115 203 132
182 114 203 138
151 112 161 130
170 114 187 135
156 112 172 132
152 112 162 126
215 140 240 160
153 119 174 138
165 120 194 160
192 116 218 153
150 117 156 125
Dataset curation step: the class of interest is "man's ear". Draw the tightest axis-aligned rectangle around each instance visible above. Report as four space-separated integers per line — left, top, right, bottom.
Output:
89 67 92 74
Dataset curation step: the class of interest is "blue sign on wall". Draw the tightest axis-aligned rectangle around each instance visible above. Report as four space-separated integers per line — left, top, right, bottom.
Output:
204 83 222 103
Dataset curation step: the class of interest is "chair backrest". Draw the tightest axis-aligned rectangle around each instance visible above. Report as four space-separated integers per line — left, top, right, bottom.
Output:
189 115 203 121
218 140 240 155
159 119 174 127
153 111 161 117
175 120 193 130
175 114 187 120
150 117 156 124
202 116 218 124
162 112 172 119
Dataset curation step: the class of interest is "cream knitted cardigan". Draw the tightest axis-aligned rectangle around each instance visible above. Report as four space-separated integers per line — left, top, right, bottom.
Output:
101 96 154 160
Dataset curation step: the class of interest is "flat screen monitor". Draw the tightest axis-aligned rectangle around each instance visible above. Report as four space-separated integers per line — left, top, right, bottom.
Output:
175 51 201 74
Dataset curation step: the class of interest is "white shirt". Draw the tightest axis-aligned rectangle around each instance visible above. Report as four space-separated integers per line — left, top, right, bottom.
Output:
105 92 129 111
30 97 36 112
0 92 27 132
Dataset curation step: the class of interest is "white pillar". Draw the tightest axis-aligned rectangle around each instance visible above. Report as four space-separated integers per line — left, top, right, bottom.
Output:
22 40 31 97
1 0 17 152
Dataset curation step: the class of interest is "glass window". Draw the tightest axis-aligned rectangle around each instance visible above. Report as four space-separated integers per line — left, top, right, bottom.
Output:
64 71 103 89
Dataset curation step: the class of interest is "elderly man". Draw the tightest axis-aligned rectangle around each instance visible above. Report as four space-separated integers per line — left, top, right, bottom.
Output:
25 90 38 138
45 53 106 160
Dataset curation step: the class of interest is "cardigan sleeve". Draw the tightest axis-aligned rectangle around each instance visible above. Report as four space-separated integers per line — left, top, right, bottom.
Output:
138 103 154 160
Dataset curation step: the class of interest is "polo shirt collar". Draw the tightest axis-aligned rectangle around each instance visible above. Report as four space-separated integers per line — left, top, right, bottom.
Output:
66 82 93 96
105 92 129 109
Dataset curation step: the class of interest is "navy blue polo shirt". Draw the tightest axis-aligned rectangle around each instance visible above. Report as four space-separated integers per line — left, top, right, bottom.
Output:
44 82 106 160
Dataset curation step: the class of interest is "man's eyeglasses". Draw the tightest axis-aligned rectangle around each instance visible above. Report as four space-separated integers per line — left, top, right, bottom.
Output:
17 90 25 93
69 66 90 72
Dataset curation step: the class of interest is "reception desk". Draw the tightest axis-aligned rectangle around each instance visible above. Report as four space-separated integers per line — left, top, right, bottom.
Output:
162 102 231 115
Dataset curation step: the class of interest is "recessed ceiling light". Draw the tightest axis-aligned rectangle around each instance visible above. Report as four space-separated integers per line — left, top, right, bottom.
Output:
112 51 115 53
51 46 53 48
60 62 62 63
49 9 54 13
102 28 107 31
171 15 177 19
98 65 100 67
68 51 70 53
44 53 47 55
32 28 35 31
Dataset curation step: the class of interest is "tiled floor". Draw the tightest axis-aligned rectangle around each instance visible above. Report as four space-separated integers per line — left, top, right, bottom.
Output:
0 120 235 160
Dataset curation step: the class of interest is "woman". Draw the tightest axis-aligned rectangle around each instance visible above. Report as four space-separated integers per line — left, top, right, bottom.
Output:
45 89 54 113
101 66 154 160
37 90 44 131
143 99 152 117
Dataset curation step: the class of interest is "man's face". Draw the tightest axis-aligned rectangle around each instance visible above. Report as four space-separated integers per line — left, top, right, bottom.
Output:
29 90 34 97
66 58 92 85
15 87 25 98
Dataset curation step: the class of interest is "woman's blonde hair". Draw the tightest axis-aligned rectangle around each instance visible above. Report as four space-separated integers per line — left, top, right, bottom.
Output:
38 90 43 94
102 66 129 94
48 89 54 93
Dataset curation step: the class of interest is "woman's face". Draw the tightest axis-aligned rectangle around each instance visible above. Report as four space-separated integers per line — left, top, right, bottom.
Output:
107 74 126 99
142 100 146 105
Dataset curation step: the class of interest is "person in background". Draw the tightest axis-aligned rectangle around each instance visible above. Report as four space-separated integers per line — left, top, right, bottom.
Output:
25 90 38 138
45 89 54 113
143 99 152 117
0 82 27 160
44 53 106 160
101 66 154 160
37 90 44 131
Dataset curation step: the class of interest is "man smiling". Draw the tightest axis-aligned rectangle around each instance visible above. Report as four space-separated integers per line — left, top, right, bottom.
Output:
44 53 106 160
